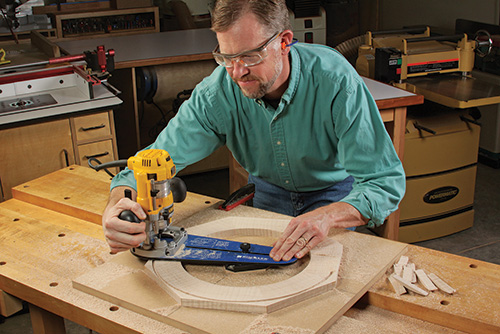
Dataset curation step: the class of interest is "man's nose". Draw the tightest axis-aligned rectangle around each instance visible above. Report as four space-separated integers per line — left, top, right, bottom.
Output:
231 59 249 78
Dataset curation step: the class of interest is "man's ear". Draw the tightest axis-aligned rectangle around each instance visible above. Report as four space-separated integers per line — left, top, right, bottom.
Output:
281 30 294 52
281 29 293 49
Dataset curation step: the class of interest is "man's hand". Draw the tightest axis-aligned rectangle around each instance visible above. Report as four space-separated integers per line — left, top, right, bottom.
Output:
102 186 147 254
269 202 367 262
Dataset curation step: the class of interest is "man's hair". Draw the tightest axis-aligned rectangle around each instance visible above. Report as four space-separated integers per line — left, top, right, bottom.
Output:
211 0 291 33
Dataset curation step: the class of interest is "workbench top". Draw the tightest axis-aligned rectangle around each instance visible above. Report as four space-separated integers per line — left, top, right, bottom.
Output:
56 29 218 69
0 166 498 333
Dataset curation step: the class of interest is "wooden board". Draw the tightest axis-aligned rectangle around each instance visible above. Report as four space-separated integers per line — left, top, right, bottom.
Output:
72 205 407 334
124 218 340 313
11 165 218 226
367 245 500 334
10 166 111 224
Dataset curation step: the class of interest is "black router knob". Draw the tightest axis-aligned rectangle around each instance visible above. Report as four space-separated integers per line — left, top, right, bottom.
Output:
240 242 251 253
120 189 140 223
119 210 141 224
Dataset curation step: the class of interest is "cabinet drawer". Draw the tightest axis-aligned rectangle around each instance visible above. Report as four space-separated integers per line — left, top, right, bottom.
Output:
77 140 115 166
73 112 111 142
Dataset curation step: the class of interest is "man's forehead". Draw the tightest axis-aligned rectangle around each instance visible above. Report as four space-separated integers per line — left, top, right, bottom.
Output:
216 21 271 54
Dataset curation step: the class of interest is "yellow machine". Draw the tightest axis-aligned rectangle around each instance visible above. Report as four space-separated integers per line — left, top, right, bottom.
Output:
90 149 188 259
127 149 176 222
124 149 187 258
90 149 296 268
356 26 488 83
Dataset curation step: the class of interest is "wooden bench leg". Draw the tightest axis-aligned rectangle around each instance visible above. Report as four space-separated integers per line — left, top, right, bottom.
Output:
379 209 400 240
29 304 65 334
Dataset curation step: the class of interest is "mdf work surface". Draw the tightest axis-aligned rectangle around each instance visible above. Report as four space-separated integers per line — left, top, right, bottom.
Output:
0 166 498 333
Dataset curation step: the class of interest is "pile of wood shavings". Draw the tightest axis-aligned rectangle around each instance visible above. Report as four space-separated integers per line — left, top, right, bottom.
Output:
389 255 457 296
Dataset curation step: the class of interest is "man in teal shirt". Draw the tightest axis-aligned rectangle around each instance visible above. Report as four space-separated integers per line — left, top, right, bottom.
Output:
102 0 405 262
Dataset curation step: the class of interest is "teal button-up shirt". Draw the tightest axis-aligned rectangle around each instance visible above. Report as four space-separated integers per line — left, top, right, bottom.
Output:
111 43 405 227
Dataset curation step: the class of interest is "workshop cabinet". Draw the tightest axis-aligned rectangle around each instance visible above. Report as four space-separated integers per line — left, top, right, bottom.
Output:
0 110 117 201
70 111 118 169
398 108 480 243
0 119 74 201
72 112 113 142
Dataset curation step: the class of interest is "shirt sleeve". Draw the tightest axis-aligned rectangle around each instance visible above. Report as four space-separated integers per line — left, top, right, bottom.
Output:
334 78 406 228
110 79 226 191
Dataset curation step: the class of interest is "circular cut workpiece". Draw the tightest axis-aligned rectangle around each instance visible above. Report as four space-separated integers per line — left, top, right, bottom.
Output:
144 217 343 313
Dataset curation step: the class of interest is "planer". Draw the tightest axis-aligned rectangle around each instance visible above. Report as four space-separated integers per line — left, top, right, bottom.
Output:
356 26 490 83
356 26 500 109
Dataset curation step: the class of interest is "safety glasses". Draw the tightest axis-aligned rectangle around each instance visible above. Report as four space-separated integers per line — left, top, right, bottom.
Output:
212 32 281 68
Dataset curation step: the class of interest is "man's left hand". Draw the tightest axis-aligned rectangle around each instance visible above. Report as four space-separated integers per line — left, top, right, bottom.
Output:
269 202 367 261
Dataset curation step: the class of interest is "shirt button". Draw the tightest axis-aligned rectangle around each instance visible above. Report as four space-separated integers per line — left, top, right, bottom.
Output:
277 141 282 145
285 180 290 184
280 162 285 167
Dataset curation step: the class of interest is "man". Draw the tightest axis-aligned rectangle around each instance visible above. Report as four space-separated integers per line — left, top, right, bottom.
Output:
102 0 405 263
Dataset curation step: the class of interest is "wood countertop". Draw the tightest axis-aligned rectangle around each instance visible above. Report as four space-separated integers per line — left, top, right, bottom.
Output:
0 166 497 333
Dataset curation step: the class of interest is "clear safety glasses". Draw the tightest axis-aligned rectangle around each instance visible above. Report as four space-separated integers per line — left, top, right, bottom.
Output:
212 32 281 68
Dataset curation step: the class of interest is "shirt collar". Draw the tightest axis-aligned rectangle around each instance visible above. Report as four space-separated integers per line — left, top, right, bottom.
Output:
280 46 301 105
250 45 301 107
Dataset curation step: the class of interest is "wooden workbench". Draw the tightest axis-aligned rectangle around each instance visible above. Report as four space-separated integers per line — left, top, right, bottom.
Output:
0 166 498 333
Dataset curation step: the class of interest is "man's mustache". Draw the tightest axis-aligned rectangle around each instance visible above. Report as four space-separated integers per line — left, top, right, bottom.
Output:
237 74 259 82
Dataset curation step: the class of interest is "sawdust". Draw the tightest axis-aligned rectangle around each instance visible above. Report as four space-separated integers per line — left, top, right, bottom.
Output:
324 316 398 334
239 314 314 334
344 304 468 333
60 236 112 267
76 262 143 290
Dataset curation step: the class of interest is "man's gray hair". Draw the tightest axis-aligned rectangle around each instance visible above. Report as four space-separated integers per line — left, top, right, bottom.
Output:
211 0 291 34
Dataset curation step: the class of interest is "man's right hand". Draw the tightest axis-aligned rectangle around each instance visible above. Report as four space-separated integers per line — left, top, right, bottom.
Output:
102 186 147 254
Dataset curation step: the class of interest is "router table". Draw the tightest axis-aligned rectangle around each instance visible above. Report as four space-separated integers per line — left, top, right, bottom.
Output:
0 166 499 333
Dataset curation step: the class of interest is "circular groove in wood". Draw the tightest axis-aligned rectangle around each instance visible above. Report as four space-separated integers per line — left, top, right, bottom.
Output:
183 235 309 288
151 217 342 303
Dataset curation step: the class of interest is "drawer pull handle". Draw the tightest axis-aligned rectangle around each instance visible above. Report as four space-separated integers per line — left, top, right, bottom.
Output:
84 152 109 160
413 122 436 135
80 124 105 131
460 115 481 126
62 149 70 167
